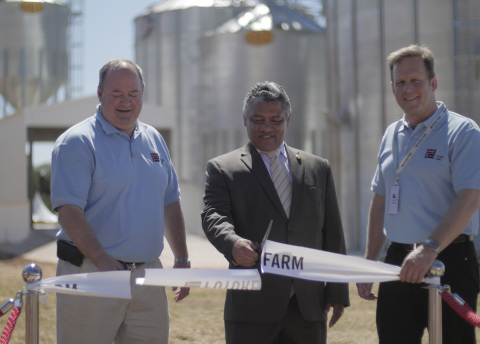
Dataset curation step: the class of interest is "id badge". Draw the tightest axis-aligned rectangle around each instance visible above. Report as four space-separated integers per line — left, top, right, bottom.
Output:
389 185 399 214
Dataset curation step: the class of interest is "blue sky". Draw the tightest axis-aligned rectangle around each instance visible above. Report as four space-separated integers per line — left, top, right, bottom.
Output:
82 0 157 96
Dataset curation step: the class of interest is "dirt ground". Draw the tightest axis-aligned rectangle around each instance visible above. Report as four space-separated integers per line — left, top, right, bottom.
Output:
1 258 478 343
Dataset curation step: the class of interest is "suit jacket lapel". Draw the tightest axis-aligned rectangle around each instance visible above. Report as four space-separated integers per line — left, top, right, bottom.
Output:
241 143 286 218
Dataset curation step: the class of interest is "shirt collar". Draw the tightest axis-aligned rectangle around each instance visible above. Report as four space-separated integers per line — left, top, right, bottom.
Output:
256 142 287 158
95 105 141 137
398 101 446 133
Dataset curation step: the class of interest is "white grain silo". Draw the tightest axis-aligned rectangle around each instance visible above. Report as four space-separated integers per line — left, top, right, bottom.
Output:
0 0 69 114
135 0 252 181
135 0 327 184
199 2 327 169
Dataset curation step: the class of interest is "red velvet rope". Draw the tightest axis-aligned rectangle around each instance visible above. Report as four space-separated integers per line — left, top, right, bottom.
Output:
0 306 21 344
441 291 480 328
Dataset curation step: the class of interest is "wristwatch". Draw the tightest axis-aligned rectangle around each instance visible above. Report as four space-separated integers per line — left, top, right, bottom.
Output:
174 257 191 267
422 239 440 254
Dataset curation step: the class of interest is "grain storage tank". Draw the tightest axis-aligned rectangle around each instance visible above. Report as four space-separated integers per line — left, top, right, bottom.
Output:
135 0 327 183
0 0 69 112
135 0 254 181
199 1 327 168
324 0 480 251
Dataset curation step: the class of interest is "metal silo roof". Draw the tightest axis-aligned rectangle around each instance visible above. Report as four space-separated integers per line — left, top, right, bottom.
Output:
146 0 258 13
2 0 65 4
209 2 324 34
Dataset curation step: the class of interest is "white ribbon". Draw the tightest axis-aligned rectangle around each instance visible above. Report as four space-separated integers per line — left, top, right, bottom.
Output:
23 240 440 299
261 240 404 283
24 271 131 299
137 269 262 290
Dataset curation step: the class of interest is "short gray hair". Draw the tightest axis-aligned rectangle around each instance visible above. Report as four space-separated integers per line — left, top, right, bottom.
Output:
243 81 291 117
98 59 145 91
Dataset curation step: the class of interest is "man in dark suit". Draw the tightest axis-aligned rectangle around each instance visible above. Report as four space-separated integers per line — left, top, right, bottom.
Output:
201 81 349 344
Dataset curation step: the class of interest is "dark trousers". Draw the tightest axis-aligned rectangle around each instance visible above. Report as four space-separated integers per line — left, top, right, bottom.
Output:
225 295 327 344
377 240 479 344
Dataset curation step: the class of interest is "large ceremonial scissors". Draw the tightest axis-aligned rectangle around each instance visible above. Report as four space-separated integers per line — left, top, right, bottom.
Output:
256 219 273 252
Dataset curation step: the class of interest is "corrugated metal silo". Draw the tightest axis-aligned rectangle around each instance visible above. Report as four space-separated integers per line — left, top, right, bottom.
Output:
325 0 480 252
199 2 327 169
0 0 69 112
135 0 327 184
135 0 253 181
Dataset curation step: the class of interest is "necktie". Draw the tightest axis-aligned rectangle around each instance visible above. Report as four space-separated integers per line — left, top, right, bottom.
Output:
267 151 295 296
267 151 292 218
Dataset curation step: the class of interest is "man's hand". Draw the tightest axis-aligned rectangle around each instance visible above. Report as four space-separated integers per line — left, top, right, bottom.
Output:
356 282 377 300
324 303 344 328
95 254 125 272
232 239 259 267
172 260 190 302
399 245 437 283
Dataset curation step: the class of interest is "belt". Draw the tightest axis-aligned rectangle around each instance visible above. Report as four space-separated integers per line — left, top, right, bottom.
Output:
57 240 145 270
390 234 472 252
117 261 145 271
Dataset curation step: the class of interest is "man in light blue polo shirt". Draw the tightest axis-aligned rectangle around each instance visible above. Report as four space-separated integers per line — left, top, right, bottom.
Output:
357 45 480 343
51 59 190 344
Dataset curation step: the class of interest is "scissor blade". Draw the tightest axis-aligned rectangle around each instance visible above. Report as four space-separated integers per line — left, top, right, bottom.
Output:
260 219 273 250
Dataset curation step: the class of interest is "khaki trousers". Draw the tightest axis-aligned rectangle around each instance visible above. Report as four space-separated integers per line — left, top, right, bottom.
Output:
56 258 169 344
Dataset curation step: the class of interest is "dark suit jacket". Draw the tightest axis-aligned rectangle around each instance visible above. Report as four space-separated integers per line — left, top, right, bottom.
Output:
201 142 349 322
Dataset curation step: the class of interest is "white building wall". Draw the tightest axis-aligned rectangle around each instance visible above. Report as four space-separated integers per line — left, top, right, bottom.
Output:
0 113 29 243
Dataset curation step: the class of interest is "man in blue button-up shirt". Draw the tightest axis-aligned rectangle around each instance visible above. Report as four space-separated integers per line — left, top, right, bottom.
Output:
51 59 190 344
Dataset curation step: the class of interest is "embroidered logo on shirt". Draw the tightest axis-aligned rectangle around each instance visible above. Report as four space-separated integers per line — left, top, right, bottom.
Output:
424 149 436 159
151 153 160 162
